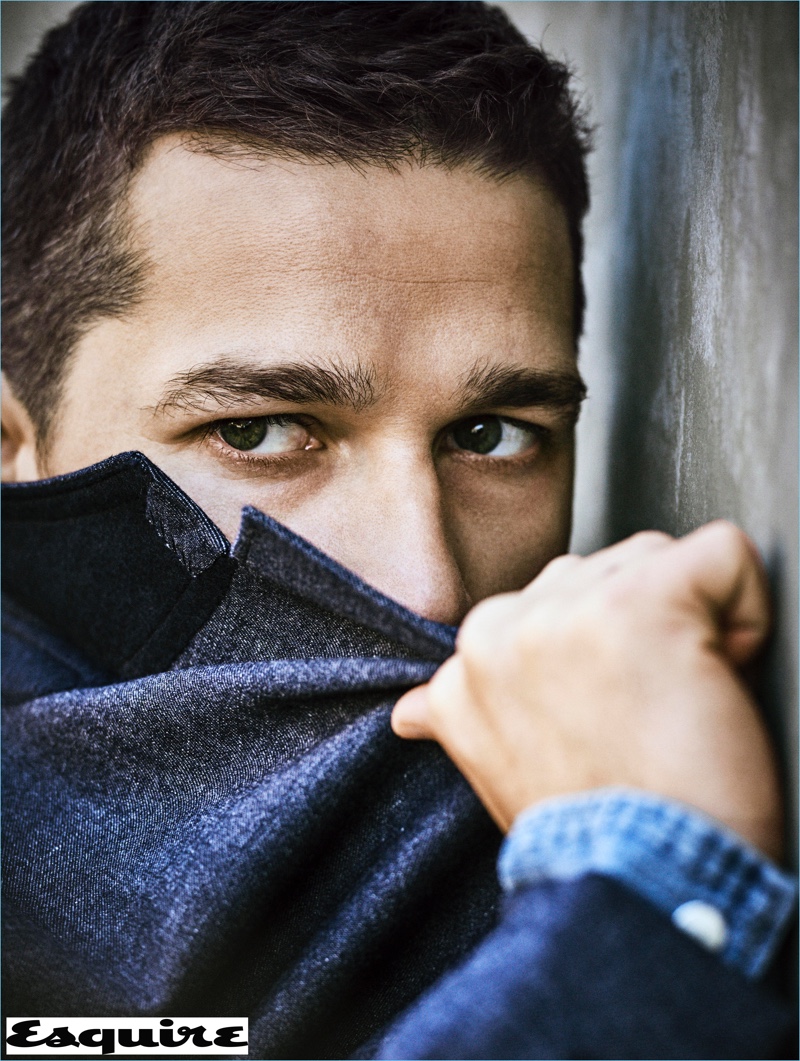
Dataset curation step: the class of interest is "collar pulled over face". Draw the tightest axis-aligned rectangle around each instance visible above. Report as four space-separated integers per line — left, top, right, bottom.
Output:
2 451 500 1056
2 450 455 691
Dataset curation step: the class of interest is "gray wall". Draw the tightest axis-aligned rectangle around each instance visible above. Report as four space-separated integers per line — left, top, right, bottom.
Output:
4 1 798 853
608 5 798 855
2 0 78 85
499 0 799 859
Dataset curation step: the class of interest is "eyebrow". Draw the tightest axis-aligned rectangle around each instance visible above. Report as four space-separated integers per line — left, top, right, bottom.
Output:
154 358 379 415
456 363 587 416
153 355 587 421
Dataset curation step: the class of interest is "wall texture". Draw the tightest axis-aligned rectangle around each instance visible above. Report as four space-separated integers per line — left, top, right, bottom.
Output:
1 0 78 86
607 5 798 857
4 1 799 850
501 0 799 857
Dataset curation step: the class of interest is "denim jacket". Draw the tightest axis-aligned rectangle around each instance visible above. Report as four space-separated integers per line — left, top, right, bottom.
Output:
2 452 795 1058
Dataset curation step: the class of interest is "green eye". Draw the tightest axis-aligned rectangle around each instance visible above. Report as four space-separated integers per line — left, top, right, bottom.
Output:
215 415 318 456
448 416 540 457
218 419 268 450
451 416 503 454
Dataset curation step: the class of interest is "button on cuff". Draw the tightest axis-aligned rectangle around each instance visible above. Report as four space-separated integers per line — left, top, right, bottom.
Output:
498 787 798 980
672 899 729 953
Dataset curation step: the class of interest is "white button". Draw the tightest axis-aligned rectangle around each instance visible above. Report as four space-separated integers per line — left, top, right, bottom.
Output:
671 900 729 953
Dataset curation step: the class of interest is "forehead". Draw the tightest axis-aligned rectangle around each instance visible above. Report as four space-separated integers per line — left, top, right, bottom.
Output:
123 136 575 367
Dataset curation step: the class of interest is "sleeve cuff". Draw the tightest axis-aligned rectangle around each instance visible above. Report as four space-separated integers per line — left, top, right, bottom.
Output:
498 787 798 980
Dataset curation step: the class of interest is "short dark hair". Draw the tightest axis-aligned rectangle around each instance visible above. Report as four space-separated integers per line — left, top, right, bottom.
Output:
2 1 591 442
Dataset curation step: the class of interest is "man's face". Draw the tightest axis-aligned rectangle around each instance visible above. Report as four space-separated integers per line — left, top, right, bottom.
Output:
36 137 581 624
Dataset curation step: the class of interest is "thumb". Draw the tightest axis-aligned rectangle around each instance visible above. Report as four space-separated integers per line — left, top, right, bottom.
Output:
391 684 434 739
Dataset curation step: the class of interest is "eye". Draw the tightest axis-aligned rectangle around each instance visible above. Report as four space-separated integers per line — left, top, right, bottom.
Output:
216 415 317 454
445 415 542 457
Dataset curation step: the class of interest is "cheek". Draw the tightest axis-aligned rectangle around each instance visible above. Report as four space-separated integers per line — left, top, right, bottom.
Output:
170 474 249 541
146 453 324 542
439 455 574 600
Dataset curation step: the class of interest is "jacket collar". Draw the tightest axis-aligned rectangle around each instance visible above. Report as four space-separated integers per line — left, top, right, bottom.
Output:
3 451 455 680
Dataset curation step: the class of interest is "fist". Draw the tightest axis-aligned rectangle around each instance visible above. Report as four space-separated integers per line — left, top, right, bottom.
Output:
392 522 783 860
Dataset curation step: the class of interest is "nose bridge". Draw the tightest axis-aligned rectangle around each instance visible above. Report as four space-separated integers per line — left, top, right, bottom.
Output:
341 441 470 626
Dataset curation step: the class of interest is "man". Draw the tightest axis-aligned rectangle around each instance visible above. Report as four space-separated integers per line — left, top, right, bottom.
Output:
2 3 795 1057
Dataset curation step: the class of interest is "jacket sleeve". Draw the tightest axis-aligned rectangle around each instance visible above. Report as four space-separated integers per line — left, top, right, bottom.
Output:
374 872 796 1060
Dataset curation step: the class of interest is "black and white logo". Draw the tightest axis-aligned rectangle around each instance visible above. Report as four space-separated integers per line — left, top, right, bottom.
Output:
5 1018 249 1056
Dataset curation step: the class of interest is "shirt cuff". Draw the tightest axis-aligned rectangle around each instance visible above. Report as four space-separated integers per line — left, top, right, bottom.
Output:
497 787 798 980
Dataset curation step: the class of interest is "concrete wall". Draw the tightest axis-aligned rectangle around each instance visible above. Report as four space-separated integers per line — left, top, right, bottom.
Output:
4 1 798 849
608 5 798 851
2 0 78 86
499 0 799 856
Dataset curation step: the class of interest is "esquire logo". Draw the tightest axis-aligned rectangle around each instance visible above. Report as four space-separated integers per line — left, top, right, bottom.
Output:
5 1018 249 1056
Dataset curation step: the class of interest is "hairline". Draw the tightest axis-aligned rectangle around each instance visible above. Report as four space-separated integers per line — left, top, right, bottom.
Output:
37 131 581 458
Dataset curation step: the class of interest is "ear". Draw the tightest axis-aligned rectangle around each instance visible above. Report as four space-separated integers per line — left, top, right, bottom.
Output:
2 374 42 482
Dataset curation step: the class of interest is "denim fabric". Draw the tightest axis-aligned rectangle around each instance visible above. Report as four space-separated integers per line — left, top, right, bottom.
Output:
3 452 235 678
499 789 798 979
375 876 795 1060
3 452 796 1059
3 453 501 1059
1 595 110 706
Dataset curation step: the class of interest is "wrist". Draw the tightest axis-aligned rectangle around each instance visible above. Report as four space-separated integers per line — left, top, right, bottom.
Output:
499 787 797 979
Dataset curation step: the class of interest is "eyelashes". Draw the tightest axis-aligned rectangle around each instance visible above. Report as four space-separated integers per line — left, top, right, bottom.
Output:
202 411 550 470
441 415 546 458
215 415 321 455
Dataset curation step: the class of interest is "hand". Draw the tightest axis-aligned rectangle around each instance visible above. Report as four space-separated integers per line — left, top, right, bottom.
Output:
392 522 783 860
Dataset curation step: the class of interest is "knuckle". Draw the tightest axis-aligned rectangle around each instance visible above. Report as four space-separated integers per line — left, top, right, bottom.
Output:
456 595 511 661
460 593 547 681
709 518 736 538
629 529 672 548
698 519 743 548
528 553 584 591
541 553 581 577
689 520 761 572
